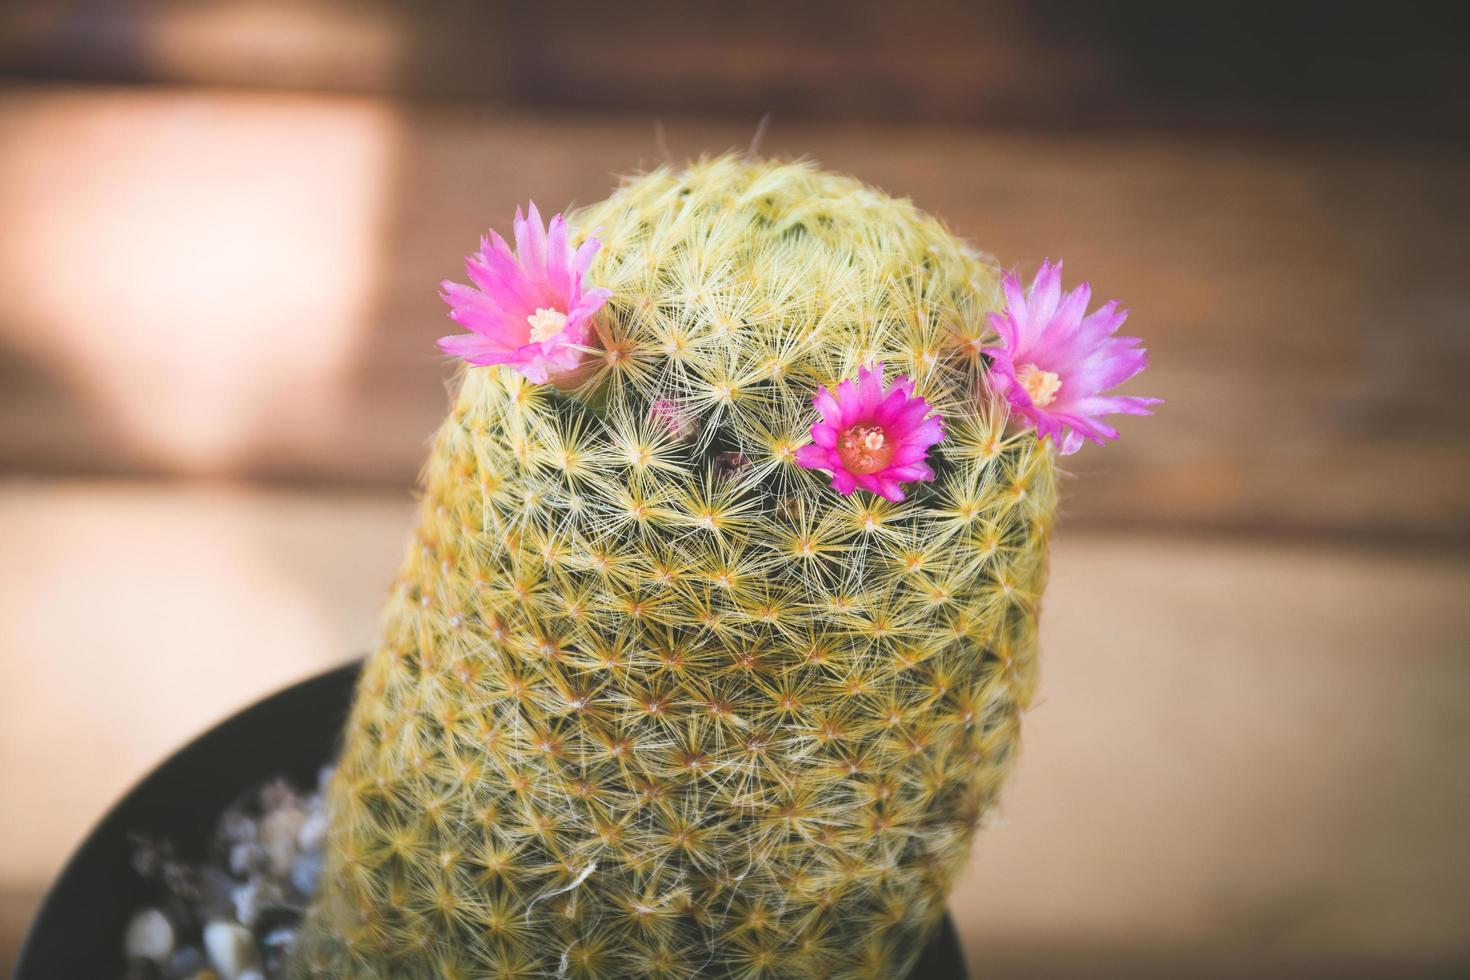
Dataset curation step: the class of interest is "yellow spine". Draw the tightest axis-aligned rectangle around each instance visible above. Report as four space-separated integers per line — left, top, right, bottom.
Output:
295 156 1056 978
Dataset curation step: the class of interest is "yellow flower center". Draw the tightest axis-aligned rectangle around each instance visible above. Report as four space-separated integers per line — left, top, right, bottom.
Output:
837 424 893 475
527 307 569 343
1017 363 1062 407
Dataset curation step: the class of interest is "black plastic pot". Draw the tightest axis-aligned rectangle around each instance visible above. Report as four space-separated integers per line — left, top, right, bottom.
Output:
17 661 968 978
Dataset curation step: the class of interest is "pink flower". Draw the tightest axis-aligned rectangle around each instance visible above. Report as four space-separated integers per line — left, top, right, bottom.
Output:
983 260 1160 455
795 364 944 502
437 203 612 384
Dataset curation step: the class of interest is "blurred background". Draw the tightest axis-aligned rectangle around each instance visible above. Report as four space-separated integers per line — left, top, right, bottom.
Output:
2 1 1468 975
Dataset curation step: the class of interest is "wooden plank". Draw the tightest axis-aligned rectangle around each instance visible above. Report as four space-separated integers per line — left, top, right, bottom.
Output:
1 86 1468 540
0 481 1466 972
2 2 1465 138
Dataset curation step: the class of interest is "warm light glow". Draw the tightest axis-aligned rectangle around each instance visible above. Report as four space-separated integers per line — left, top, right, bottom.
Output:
0 482 409 884
0 89 399 472
147 1 406 92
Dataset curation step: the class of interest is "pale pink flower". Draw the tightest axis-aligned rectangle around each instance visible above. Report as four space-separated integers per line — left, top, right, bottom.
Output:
795 364 944 502
983 260 1159 455
437 203 612 384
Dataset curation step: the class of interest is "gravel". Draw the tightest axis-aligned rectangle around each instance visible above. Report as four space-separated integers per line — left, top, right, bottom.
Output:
120 768 332 980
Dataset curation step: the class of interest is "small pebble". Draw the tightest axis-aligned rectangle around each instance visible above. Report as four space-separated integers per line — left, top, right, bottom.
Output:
296 809 328 853
123 907 175 962
215 811 258 847
131 836 203 905
122 769 333 980
260 805 306 878
290 851 324 896
197 867 237 921
260 926 297 980
261 926 296 948
231 876 287 929
163 946 205 979
228 841 269 877
128 835 171 880
259 779 296 812
202 920 260 980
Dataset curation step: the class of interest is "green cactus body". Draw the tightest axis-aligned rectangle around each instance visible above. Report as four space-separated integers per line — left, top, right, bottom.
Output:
295 157 1056 978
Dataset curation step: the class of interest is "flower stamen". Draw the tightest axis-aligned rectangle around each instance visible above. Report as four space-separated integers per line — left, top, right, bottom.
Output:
1017 363 1061 407
527 307 569 343
837 424 894 475
982 260 1157 454
795 363 943 501
437 203 611 383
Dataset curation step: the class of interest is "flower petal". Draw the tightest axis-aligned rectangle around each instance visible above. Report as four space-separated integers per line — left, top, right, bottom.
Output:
813 386 842 424
872 478 906 502
800 365 943 501
834 378 863 428
1026 260 1063 339
544 213 572 296
795 444 831 469
1067 394 1162 418
1001 273 1029 330
986 310 1019 353
856 364 885 413
438 205 608 382
514 202 547 271
570 236 602 283
437 332 514 364
984 260 1155 453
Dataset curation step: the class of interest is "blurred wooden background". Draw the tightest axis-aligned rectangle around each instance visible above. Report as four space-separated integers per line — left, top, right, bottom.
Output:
1 1 1468 976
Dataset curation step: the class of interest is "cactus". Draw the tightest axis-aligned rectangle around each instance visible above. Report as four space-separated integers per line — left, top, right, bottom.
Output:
294 156 1059 978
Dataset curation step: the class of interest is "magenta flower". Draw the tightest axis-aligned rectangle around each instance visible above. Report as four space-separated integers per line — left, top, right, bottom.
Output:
983 260 1159 455
437 203 612 384
795 364 944 502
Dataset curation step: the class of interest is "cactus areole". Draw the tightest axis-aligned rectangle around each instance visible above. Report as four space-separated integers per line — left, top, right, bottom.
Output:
294 157 1155 978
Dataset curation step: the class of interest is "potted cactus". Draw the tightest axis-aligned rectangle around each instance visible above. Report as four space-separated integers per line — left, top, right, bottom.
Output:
293 157 1155 977
20 156 1155 979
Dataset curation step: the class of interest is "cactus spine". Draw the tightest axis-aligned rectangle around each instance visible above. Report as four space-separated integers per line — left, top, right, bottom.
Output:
295 157 1056 978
